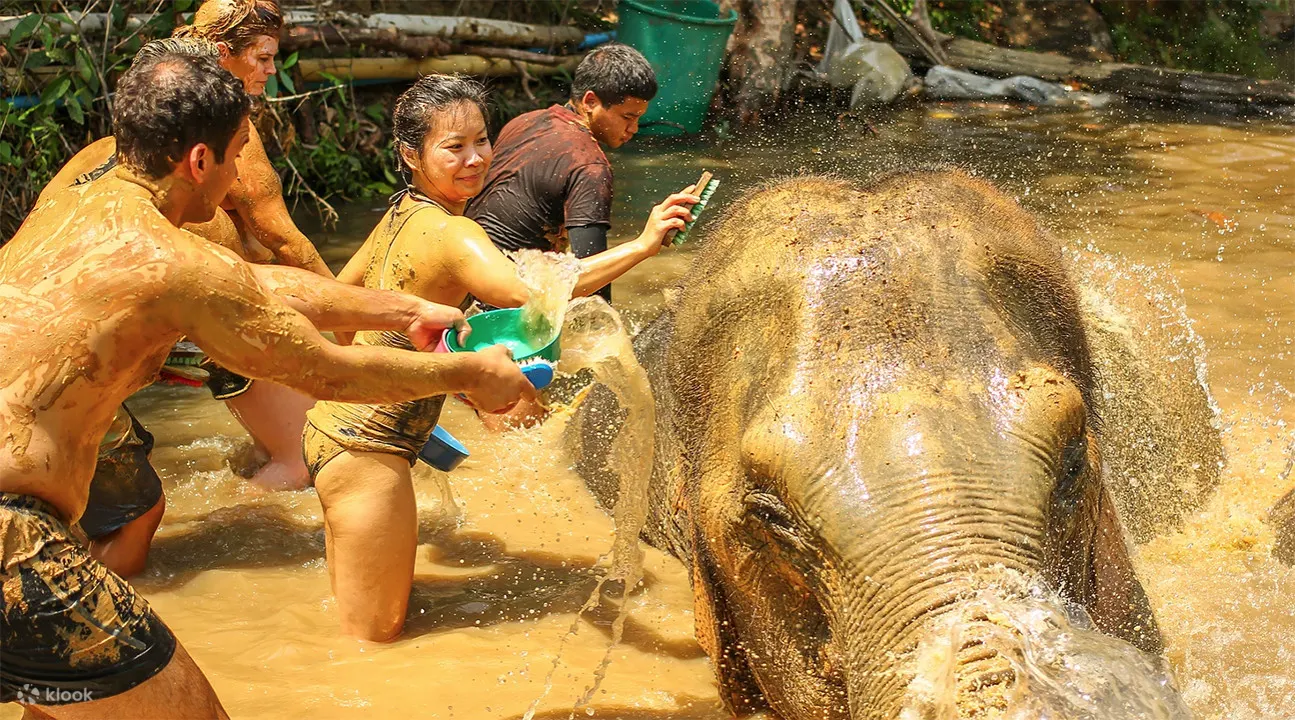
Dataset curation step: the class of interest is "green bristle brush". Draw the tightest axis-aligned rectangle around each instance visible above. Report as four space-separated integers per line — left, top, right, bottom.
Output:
672 170 719 246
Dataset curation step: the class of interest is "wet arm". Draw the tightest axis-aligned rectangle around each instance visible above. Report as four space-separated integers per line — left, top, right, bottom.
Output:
249 264 460 335
173 252 479 404
227 128 335 278
567 224 611 302
567 190 697 297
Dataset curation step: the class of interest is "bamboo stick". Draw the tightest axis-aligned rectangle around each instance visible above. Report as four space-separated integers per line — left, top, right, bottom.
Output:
295 55 582 83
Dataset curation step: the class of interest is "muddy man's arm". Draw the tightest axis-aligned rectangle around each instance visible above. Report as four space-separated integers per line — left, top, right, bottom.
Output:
171 247 533 411
249 264 469 348
226 126 335 278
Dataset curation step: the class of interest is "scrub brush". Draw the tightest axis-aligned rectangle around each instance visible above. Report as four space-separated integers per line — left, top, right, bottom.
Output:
671 170 719 246
519 358 555 390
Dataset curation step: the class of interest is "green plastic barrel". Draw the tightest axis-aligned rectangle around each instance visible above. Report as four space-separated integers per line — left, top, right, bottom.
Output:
617 0 737 136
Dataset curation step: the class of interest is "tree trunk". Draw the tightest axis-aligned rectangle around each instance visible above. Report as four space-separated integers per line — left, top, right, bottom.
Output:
895 34 1295 109
295 54 581 83
719 0 798 125
281 11 584 48
279 25 453 58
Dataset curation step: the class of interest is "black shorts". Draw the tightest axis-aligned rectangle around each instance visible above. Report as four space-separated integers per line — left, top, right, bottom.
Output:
79 407 163 541
201 359 253 400
0 493 177 705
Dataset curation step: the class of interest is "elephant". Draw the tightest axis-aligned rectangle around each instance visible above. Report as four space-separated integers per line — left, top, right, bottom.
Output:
567 171 1199 719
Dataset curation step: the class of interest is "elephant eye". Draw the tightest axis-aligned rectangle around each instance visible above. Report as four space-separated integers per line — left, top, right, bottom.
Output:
1060 435 1088 481
744 488 812 554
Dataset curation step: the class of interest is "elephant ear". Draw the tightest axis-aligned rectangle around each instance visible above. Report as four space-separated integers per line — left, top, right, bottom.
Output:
1052 440 1163 656
690 537 768 715
1087 481 1163 656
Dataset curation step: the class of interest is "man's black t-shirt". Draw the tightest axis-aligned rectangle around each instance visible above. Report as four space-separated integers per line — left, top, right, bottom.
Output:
467 104 613 253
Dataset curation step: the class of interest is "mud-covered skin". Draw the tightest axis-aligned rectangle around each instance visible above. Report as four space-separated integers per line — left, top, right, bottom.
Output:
572 172 1169 719
0 167 493 525
38 134 300 268
224 124 331 274
304 200 460 473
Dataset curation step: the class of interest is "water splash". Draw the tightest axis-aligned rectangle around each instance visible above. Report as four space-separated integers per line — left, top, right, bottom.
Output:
902 569 1191 720
521 297 656 720
514 249 581 348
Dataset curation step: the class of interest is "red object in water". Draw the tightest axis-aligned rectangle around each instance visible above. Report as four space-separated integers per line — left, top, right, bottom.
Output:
157 369 204 387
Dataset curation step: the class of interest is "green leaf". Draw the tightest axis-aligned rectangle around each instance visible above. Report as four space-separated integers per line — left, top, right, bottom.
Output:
383 168 398 185
282 51 299 70
39 76 71 105
66 96 84 125
364 103 385 123
279 70 295 95
46 47 68 64
75 47 94 83
0 141 14 165
24 50 51 69
174 0 194 12
6 14 40 50
264 73 279 98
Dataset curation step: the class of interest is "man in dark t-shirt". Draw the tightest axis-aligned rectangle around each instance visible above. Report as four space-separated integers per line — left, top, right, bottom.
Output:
467 44 660 302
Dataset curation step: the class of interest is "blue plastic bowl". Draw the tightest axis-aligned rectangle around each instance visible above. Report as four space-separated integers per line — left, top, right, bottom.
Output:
418 425 470 472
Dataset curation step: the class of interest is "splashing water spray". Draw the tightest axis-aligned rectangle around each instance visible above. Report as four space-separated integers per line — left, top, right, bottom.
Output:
519 297 656 720
900 568 1191 720
515 249 581 350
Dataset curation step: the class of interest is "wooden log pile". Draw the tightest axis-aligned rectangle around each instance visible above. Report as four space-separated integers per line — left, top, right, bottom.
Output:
895 33 1295 110
0 10 591 88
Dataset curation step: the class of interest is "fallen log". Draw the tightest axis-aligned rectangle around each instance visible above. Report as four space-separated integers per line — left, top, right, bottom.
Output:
296 54 582 83
282 27 578 66
894 34 1295 109
281 11 584 48
279 25 453 59
2 11 584 48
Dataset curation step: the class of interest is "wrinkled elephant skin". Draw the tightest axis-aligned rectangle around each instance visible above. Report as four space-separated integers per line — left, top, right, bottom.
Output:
570 172 1191 719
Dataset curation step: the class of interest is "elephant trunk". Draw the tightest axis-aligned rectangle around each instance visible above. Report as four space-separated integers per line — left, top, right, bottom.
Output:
840 571 1189 720
841 575 1025 720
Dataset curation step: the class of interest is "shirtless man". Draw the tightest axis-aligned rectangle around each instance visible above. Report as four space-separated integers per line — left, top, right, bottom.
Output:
0 54 531 718
43 1 334 492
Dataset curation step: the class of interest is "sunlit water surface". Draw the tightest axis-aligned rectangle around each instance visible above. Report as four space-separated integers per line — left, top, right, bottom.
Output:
5 104 1292 719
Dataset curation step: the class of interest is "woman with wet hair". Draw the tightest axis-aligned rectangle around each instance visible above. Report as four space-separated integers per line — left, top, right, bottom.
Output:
169 0 337 493
40 1 331 492
305 74 695 641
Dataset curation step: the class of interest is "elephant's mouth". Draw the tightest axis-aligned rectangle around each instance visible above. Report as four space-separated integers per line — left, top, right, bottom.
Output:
894 571 1188 720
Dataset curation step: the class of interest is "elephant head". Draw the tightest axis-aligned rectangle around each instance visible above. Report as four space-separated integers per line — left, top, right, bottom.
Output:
575 172 1189 719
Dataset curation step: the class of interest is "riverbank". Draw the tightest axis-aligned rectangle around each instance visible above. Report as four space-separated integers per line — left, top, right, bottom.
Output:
3 0 1291 239
2 102 1289 720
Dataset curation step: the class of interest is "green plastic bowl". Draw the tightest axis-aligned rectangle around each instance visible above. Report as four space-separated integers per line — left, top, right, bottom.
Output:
442 308 561 363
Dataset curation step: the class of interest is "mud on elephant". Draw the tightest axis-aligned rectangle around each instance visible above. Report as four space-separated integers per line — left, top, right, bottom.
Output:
570 171 1203 719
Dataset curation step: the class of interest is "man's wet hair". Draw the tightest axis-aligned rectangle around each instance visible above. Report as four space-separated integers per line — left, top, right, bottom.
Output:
113 54 250 179
133 37 221 64
392 73 489 185
570 43 657 106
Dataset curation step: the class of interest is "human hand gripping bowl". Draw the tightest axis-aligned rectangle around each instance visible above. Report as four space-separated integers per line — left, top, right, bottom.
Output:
405 300 472 350
459 345 537 414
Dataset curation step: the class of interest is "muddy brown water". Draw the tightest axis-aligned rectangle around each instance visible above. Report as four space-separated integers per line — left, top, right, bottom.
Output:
5 104 1292 719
